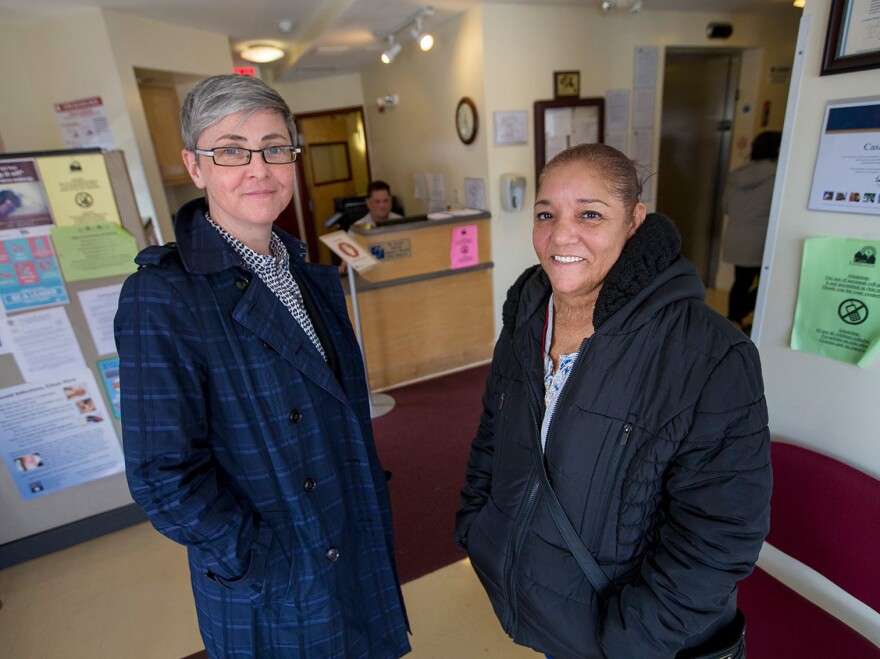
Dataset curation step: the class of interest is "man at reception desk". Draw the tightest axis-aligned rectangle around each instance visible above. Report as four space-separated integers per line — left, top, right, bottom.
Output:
351 180 402 229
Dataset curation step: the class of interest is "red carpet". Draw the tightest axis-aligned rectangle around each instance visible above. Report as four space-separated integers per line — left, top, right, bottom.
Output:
374 364 489 584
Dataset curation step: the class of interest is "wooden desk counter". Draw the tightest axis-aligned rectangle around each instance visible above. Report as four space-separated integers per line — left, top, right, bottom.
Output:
345 212 495 390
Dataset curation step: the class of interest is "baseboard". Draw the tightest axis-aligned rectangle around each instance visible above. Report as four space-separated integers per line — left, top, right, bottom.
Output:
0 503 147 569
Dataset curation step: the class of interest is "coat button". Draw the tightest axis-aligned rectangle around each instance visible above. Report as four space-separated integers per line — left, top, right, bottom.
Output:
325 547 340 562
235 277 249 291
289 409 302 423
303 478 317 492
261 340 273 351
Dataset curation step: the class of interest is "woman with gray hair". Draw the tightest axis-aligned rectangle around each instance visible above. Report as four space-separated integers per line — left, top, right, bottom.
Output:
115 74 410 658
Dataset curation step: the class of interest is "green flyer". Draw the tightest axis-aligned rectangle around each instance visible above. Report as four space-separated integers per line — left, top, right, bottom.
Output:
50 222 138 282
791 237 880 367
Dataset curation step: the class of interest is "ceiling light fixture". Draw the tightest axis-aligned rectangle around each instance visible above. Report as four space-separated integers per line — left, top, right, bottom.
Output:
381 37 402 64
379 5 435 63
792 0 805 7
600 0 644 12
240 44 285 63
410 17 434 51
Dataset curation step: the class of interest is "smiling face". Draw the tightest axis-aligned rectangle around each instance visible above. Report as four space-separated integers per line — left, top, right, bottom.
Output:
182 108 294 250
365 188 393 221
533 160 646 309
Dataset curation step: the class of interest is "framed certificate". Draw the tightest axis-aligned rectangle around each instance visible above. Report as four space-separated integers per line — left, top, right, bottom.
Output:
821 0 880 75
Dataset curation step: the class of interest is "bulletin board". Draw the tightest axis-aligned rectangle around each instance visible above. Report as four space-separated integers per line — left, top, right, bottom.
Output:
534 97 605 180
0 149 149 568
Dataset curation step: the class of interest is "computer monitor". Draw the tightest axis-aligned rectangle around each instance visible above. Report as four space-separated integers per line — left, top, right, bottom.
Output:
332 195 369 231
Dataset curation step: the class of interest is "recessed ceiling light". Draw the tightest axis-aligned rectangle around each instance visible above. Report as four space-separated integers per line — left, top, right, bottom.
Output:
240 44 285 63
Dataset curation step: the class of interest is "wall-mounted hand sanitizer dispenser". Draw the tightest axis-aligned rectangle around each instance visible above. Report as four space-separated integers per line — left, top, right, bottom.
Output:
500 173 526 212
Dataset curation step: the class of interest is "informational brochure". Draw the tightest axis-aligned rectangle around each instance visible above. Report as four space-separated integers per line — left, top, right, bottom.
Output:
807 98 880 217
51 223 137 282
97 357 121 419
450 224 479 269
4 306 87 382
0 369 124 500
0 158 54 230
791 236 880 367
35 153 121 227
0 231 69 312
78 283 123 356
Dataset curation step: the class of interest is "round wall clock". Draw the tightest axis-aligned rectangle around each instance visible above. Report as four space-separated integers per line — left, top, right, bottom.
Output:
455 97 478 145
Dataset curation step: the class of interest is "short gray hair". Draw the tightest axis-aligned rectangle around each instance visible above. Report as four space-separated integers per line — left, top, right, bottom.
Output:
180 74 296 151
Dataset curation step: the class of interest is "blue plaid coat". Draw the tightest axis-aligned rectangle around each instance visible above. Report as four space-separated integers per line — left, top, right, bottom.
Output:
115 199 410 658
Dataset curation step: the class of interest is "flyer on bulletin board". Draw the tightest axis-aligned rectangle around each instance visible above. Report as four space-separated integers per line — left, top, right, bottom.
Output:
0 158 54 230
790 236 880 367
0 369 124 500
0 231 69 312
35 153 121 227
51 223 138 282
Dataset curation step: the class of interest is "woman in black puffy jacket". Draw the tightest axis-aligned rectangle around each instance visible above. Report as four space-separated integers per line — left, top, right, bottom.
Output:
455 143 771 659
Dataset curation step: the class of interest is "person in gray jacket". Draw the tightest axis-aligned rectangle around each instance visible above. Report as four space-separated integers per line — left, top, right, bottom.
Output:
456 143 771 658
721 131 782 333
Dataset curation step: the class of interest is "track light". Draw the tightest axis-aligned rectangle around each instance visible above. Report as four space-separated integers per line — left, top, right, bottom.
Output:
381 37 402 64
792 0 805 6
379 5 435 64
410 17 434 51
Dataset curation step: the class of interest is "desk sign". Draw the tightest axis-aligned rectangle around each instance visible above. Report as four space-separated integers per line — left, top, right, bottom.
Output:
319 230 378 273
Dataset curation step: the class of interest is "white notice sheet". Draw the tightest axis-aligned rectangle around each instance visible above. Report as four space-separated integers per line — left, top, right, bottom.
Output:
0 369 123 500
4 306 86 381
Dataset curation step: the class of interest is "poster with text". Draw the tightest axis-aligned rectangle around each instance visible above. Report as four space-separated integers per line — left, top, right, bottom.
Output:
0 232 69 312
36 153 121 227
808 99 880 216
0 370 123 500
97 357 121 419
0 159 53 230
791 236 880 367
54 96 115 150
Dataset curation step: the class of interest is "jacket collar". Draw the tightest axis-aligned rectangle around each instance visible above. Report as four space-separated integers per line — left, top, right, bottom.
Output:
172 197 308 274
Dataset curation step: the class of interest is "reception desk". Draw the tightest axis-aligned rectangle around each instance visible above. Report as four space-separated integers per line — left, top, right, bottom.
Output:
345 211 494 390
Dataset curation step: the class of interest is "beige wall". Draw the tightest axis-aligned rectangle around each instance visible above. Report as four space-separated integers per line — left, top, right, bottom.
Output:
356 4 799 328
275 72 366 115
361 8 488 219
755 2 880 478
102 10 234 241
0 9 233 242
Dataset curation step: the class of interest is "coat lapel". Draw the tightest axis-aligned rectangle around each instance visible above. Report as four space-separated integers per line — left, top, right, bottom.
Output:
231 276 349 405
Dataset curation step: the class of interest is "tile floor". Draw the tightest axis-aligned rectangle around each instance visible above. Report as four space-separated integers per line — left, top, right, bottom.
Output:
0 520 536 658
0 290 733 657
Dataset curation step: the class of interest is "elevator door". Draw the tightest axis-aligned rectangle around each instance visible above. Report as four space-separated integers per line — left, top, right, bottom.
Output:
656 49 739 285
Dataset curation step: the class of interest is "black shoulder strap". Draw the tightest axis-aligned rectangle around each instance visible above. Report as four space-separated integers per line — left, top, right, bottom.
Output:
532 436 615 600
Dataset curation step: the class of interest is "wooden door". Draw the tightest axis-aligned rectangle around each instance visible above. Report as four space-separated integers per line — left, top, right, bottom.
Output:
138 85 190 186
297 108 369 264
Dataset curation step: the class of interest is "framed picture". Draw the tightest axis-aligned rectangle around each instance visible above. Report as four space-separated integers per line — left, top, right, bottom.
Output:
534 97 605 180
821 0 880 75
554 70 580 98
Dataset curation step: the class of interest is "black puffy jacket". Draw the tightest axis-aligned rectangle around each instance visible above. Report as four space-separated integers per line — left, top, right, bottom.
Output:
455 214 771 658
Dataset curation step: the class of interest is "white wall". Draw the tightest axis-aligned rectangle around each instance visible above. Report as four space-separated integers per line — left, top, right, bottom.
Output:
479 4 799 329
360 8 488 218
275 72 366 115
754 2 880 479
102 10 234 241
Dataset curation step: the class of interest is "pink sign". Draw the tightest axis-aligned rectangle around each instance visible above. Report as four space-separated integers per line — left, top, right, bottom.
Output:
450 225 479 269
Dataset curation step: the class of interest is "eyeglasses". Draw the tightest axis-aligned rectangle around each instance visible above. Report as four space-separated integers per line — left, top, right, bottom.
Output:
193 145 300 166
